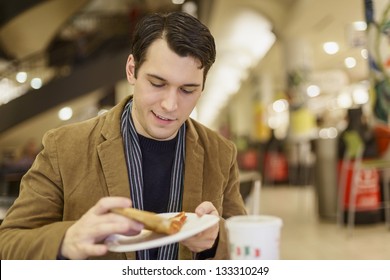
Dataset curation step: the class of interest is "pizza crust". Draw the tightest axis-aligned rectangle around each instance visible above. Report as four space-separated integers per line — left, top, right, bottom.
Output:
111 208 187 235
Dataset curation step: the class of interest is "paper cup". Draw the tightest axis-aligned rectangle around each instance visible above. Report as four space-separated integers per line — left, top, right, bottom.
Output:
225 215 283 260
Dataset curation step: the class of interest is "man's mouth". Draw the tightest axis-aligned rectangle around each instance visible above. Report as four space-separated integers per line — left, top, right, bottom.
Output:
152 111 175 121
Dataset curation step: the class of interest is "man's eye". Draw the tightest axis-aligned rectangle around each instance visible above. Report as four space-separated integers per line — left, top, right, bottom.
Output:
150 81 164 88
181 88 195 94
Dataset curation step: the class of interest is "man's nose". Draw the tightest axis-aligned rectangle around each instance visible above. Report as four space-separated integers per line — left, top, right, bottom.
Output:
161 89 178 112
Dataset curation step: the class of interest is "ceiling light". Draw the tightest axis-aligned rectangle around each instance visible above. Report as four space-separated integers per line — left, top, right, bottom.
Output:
58 107 73 121
182 1 197 16
30 77 42 89
16 72 27 83
272 99 288 113
172 0 185 4
323 42 339 55
352 86 369 104
337 92 352 108
353 21 367 31
344 57 357 68
267 102 290 131
307 85 320 97
361 49 368 59
319 127 338 139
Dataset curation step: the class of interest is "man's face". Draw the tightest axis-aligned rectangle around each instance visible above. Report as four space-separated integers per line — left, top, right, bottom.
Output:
126 39 204 140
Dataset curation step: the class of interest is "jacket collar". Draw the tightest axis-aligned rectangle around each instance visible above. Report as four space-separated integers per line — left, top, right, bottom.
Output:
182 119 204 212
98 96 131 198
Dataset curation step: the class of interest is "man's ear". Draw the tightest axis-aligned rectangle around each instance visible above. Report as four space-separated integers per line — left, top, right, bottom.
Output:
126 54 136 84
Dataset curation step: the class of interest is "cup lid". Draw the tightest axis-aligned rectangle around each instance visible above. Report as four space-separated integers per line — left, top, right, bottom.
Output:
226 215 283 228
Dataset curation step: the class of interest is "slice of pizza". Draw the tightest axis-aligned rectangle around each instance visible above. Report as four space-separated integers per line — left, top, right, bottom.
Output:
168 211 187 234
111 208 187 235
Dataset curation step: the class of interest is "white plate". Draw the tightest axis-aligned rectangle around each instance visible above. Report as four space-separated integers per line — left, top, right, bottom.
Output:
105 212 219 252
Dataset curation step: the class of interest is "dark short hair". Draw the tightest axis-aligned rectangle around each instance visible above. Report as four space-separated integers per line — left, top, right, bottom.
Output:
131 11 216 87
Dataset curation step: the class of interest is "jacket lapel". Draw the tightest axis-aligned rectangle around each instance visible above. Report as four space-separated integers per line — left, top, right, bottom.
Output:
97 98 132 198
182 120 204 212
97 137 130 198
179 120 205 259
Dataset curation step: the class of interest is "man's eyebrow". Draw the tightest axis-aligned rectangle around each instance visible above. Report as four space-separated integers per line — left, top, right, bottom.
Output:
147 73 201 87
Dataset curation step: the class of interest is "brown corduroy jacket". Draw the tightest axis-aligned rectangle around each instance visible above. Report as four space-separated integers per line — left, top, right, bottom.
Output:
0 96 246 260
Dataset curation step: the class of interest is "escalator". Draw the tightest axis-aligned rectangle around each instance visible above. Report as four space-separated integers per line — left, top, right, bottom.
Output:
0 47 129 133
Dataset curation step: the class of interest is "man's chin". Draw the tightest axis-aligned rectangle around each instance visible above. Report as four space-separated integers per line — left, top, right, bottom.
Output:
148 129 178 141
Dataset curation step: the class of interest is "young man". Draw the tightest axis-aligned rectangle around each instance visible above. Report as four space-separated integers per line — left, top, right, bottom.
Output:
0 11 246 260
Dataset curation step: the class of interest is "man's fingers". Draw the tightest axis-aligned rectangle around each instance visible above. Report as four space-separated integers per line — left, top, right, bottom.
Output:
87 218 143 240
92 197 132 215
195 201 218 217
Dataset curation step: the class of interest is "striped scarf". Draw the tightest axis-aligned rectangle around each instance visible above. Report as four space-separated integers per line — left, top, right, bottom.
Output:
120 100 185 260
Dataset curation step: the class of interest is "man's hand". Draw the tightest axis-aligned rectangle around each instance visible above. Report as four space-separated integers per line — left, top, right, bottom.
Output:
60 197 143 259
181 201 219 252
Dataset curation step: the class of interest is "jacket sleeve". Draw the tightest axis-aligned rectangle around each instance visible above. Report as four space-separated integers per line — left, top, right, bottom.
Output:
0 130 74 259
213 143 247 260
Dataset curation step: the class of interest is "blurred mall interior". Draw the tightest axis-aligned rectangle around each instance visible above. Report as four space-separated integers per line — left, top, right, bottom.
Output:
1 0 390 259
